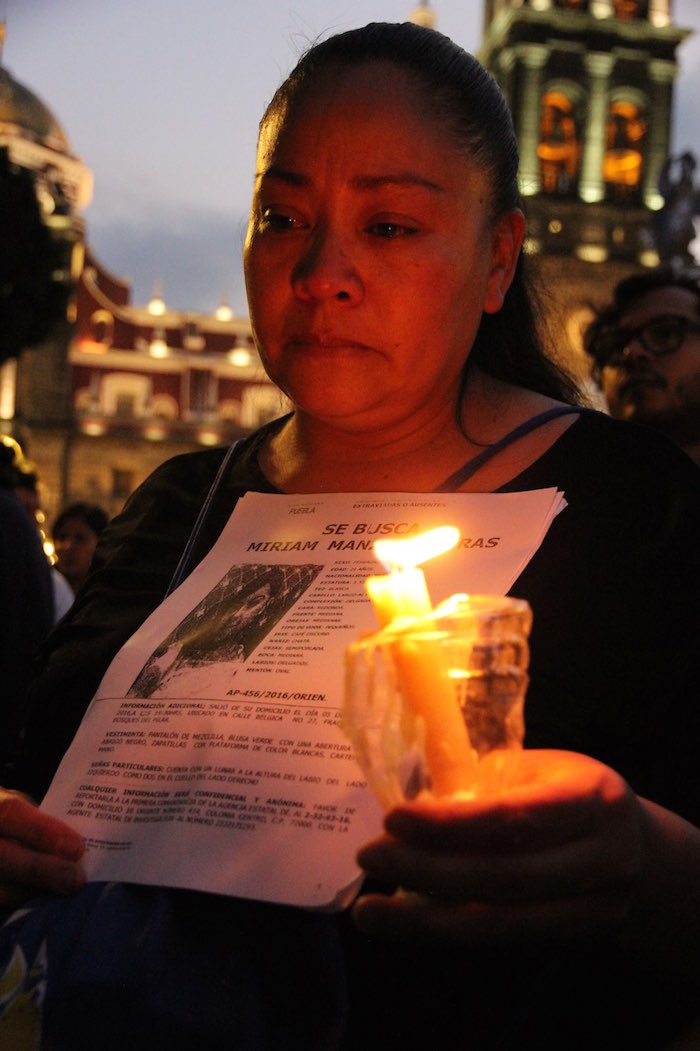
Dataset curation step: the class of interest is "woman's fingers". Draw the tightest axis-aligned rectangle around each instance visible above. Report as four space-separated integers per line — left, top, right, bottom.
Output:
357 831 638 903
0 841 84 904
0 791 85 859
352 886 631 945
356 750 643 927
0 791 85 904
382 750 635 850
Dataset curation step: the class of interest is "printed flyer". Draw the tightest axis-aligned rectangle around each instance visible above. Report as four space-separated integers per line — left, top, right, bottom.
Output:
42 488 565 910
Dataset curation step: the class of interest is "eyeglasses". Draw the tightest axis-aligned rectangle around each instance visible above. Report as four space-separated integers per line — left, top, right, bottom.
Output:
591 314 700 368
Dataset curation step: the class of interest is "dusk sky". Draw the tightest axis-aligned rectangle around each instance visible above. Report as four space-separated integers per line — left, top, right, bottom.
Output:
6 1 700 316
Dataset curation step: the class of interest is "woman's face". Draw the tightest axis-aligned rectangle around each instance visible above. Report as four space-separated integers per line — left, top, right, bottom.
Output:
53 517 99 590
244 61 523 433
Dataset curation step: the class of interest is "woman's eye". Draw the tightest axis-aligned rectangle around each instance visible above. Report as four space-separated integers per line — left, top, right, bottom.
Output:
367 221 418 239
260 210 301 232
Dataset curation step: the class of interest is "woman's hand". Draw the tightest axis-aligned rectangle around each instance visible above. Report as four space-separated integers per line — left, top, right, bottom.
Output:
353 749 646 946
0 789 85 910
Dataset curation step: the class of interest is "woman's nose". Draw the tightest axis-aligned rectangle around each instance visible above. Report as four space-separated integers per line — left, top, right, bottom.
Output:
291 229 363 304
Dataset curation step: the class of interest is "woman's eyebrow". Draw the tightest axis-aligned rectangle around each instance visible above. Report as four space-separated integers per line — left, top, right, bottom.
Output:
351 172 444 193
257 166 443 193
256 165 308 186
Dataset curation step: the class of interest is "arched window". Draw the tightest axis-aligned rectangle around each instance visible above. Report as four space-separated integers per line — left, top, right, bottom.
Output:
90 309 114 347
150 394 179 420
603 97 646 199
613 0 646 19
538 89 581 196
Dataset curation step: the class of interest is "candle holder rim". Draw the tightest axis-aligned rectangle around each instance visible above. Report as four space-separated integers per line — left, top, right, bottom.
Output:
377 594 532 638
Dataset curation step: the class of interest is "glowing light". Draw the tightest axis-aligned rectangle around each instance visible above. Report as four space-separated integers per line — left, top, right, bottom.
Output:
580 187 605 204
149 335 169 358
144 425 167 442
639 250 660 268
228 348 252 367
366 527 460 629
148 284 166 315
0 359 17 419
77 340 108 355
576 244 608 263
197 431 220 446
374 526 460 573
81 421 107 436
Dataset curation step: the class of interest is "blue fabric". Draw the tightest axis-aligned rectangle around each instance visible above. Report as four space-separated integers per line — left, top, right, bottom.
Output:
0 882 347 1050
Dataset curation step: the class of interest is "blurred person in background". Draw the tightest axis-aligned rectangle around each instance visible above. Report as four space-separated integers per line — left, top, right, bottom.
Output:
584 265 700 464
0 437 53 779
52 502 109 597
5 445 74 621
12 463 42 518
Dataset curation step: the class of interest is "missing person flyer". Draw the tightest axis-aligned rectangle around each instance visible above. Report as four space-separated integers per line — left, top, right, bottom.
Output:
41 489 565 910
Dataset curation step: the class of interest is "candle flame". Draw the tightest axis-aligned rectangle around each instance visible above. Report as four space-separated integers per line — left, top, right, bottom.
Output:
374 526 459 573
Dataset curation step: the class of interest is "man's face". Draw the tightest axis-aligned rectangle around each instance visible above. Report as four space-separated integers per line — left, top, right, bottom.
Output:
601 285 700 447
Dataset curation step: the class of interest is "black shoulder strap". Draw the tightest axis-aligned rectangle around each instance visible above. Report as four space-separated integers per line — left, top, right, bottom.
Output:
165 441 241 596
434 406 592 493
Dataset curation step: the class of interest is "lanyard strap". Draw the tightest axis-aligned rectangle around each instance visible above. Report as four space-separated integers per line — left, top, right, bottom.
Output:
434 405 590 493
165 441 241 597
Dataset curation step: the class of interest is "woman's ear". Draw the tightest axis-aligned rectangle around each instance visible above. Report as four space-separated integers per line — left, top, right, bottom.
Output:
483 208 526 314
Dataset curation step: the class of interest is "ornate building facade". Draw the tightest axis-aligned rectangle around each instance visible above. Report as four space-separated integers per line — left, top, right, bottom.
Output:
478 0 692 381
0 40 281 526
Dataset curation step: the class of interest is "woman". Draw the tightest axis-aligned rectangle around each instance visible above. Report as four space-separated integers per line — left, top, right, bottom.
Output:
1 24 698 1049
52 502 109 596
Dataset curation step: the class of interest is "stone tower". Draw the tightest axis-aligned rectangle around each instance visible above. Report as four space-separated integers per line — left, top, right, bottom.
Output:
478 0 692 381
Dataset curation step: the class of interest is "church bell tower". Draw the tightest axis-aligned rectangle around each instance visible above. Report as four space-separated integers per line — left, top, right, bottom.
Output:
478 1 692 376
479 1 690 264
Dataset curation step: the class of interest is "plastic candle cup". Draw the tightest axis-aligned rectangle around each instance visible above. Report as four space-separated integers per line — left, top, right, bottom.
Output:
342 529 532 807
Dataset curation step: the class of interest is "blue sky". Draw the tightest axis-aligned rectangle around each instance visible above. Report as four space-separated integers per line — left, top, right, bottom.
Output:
5 0 700 315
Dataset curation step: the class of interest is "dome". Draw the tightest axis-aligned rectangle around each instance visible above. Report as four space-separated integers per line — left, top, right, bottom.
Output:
0 64 70 153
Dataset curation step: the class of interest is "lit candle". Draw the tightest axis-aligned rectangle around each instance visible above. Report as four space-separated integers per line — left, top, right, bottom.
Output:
365 527 458 627
364 527 478 797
